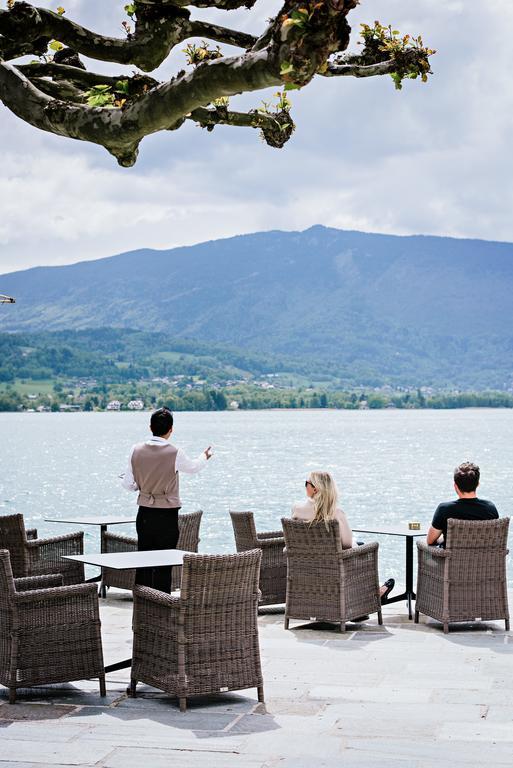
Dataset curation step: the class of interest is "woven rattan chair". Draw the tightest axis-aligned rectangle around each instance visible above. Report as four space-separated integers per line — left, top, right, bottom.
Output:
102 510 203 592
230 510 286 606
129 550 264 712
415 517 510 633
281 517 382 632
0 550 105 704
0 513 84 585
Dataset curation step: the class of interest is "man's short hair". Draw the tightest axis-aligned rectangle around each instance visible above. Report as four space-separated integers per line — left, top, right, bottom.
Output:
454 462 480 493
150 407 174 436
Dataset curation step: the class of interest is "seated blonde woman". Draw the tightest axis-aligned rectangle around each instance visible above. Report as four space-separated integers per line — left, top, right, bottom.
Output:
292 471 394 599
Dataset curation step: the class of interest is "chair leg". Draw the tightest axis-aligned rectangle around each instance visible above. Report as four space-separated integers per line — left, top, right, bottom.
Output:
505 618 510 631
377 609 383 626
414 610 419 624
99 674 106 697
127 678 137 697
179 697 187 713
340 622 346 633
443 622 449 634
284 616 289 630
257 685 265 703
9 688 16 705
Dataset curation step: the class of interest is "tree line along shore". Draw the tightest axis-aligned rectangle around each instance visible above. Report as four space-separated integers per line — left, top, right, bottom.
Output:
1 381 513 413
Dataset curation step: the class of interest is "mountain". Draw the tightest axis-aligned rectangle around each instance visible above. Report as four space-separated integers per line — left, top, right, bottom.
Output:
1 225 513 388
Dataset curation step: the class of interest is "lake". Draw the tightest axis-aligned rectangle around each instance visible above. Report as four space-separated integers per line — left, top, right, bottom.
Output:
1 409 512 586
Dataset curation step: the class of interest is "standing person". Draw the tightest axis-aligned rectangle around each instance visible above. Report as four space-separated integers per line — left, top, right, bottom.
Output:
122 407 212 592
426 461 499 547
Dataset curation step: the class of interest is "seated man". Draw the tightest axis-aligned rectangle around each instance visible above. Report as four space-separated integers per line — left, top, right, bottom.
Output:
427 461 499 546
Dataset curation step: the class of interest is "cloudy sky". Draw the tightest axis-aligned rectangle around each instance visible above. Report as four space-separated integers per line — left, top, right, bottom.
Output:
1 0 512 274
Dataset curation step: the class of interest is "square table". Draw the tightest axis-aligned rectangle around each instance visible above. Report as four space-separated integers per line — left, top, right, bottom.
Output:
45 516 136 597
353 524 427 619
64 549 193 673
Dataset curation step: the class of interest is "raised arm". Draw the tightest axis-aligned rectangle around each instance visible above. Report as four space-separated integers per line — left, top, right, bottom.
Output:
176 446 211 474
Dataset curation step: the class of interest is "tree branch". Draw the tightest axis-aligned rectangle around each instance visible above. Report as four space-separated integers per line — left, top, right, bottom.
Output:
324 59 398 78
138 1 258 8
16 62 159 91
0 4 253 70
189 21 256 49
0 48 281 166
189 104 295 147
0 2 434 165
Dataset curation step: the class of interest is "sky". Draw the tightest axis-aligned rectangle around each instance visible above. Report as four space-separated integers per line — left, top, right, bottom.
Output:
1 0 513 274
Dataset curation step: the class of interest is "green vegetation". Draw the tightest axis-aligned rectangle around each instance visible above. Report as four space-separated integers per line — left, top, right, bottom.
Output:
1 329 512 413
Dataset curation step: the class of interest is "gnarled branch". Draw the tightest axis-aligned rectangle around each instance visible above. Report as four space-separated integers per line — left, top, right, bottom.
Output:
0 2 434 165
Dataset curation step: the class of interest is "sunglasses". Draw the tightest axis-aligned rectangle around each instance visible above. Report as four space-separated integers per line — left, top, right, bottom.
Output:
305 480 315 489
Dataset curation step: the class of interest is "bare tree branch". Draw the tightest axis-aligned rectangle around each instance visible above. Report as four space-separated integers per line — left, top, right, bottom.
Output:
325 59 398 78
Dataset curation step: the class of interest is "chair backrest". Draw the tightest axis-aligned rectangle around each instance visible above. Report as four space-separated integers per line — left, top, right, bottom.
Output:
178 510 202 552
0 549 16 603
180 550 262 618
0 513 28 578
282 517 343 563
230 511 258 551
445 517 510 552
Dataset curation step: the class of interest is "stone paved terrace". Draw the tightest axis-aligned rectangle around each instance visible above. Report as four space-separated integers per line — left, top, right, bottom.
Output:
1 589 513 768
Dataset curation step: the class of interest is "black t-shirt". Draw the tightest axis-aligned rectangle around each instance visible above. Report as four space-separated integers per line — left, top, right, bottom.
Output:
431 498 499 543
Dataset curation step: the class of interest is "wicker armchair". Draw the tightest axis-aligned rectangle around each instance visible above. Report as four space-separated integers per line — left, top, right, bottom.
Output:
415 517 510 633
130 550 264 712
102 510 203 592
0 513 84 585
281 518 382 632
230 510 286 606
0 550 105 704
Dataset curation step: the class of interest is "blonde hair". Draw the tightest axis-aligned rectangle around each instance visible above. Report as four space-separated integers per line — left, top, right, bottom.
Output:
308 471 339 528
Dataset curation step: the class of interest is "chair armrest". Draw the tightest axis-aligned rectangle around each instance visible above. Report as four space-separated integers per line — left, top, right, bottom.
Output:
26 531 84 557
27 532 84 547
133 585 180 608
416 541 449 558
339 541 378 560
257 531 283 540
14 574 64 591
14 582 98 603
259 537 285 548
26 528 38 540
102 531 137 551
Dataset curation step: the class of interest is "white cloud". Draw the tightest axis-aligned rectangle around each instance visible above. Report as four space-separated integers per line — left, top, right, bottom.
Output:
1 1 513 273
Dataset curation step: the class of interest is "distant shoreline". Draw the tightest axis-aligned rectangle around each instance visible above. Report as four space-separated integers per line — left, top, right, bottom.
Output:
3 404 513 415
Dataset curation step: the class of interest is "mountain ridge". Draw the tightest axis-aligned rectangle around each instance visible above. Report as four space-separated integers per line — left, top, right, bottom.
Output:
1 225 512 389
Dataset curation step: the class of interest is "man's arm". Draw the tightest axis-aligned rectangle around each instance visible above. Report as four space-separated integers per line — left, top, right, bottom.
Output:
426 526 443 545
176 446 212 475
427 504 445 545
121 446 138 491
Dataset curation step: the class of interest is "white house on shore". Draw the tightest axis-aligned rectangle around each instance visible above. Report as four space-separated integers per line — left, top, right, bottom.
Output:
106 400 121 411
127 399 144 410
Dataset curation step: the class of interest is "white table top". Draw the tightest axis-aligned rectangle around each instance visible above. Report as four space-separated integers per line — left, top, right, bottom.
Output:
63 548 193 569
353 525 427 537
45 517 136 527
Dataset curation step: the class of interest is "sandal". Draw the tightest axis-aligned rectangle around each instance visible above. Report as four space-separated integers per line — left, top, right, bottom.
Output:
380 578 395 600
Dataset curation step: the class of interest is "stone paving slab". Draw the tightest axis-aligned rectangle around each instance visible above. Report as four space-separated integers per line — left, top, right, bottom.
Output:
0 590 511 768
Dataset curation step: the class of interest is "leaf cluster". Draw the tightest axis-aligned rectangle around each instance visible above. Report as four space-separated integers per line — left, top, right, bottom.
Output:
85 80 129 108
183 41 223 67
359 21 435 90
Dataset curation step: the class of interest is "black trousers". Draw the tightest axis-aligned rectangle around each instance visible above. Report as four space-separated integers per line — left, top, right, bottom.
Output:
135 506 180 593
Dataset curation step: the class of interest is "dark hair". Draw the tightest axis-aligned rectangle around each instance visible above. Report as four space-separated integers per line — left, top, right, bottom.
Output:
454 462 480 493
150 407 174 436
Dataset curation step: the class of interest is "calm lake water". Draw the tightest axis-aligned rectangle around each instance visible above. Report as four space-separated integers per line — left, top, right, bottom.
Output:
1 409 512 586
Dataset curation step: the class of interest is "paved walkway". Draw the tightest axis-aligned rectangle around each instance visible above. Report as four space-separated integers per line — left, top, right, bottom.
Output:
1 590 512 768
